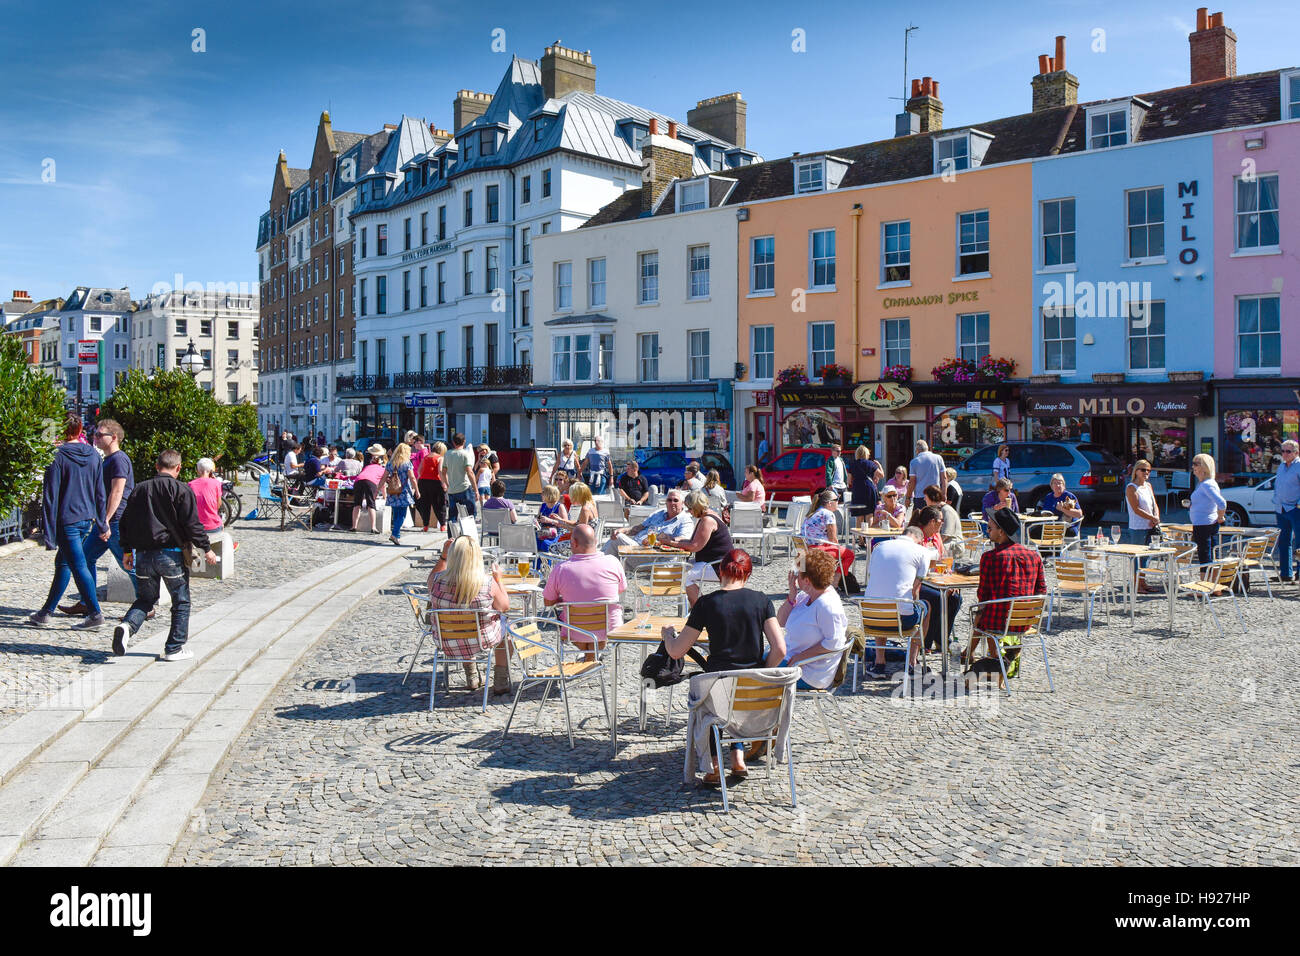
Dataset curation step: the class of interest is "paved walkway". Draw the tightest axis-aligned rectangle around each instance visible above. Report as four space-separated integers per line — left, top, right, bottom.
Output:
169 549 1300 866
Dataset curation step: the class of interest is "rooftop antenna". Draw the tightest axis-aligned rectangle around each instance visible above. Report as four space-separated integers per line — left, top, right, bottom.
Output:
889 24 920 103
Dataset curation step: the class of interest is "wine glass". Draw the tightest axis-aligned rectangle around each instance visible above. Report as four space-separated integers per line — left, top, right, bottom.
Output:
1110 524 1122 546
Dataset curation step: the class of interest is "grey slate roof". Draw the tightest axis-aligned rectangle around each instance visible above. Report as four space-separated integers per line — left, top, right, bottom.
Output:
543 312 617 326
63 287 133 313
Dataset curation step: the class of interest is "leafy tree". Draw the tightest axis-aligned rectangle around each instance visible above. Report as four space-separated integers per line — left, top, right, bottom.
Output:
101 369 226 481
219 401 264 476
0 336 68 514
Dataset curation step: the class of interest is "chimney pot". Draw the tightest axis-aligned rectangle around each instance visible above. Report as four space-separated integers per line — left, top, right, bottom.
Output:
931 80 939 97
1055 35 1066 71
922 76 932 95
1197 6 1208 29
905 77 943 132
649 118 659 135
911 78 922 96
667 120 678 138
1038 54 1051 74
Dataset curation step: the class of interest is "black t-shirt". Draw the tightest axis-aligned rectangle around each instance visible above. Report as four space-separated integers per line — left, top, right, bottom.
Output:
618 473 648 502
103 450 134 522
685 587 776 673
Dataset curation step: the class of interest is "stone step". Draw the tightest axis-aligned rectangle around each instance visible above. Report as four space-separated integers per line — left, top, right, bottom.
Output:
1 536 438 866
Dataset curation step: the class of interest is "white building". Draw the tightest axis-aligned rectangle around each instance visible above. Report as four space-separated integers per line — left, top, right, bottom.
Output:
347 44 756 456
55 287 134 411
527 130 740 457
131 290 260 404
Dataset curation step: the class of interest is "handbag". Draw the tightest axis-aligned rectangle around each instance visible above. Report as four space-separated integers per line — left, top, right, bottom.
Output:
385 466 403 497
640 641 708 688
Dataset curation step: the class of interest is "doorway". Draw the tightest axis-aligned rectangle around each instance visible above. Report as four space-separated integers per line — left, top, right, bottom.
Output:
885 424 916 477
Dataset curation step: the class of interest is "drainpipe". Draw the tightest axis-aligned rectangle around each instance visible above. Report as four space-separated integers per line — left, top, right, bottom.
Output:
850 203 863 381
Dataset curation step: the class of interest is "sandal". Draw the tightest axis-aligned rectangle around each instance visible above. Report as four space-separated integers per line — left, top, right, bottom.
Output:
700 771 722 787
728 764 749 780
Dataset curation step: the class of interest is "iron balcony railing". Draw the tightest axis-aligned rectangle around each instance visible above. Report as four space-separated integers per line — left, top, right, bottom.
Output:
337 365 532 393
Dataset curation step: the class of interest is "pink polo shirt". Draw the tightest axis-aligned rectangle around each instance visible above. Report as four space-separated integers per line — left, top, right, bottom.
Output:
542 551 627 633
356 464 386 487
189 476 223 531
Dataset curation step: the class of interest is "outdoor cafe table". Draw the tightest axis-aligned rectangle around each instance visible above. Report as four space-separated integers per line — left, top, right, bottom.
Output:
850 526 904 541
921 571 981 679
498 572 544 615
325 480 354 529
1083 542 1178 632
1161 523 1265 537
605 614 694 748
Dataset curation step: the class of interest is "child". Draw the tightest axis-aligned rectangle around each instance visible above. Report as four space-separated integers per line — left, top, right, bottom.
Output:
480 480 517 523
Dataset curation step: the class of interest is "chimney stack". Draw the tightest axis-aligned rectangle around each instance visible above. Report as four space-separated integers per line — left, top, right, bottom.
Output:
452 90 494 133
540 42 596 100
11 291 31 301
687 92 747 147
1031 35 1080 111
1189 8 1236 84
639 122 694 217
428 125 452 148
904 76 943 133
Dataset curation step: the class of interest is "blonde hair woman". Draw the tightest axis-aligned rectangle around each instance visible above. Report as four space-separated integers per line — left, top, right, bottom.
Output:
428 536 512 694
702 469 728 513
383 442 419 545
552 439 579 482
556 481 597 530
1189 453 1227 565
1126 458 1160 590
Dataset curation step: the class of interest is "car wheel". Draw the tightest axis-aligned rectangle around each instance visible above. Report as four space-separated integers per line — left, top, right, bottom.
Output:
1224 504 1248 527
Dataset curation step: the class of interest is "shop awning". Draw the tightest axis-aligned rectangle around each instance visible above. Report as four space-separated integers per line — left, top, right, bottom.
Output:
522 381 731 411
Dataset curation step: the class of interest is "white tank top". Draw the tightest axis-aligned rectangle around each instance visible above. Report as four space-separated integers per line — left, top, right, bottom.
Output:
1127 481 1156 530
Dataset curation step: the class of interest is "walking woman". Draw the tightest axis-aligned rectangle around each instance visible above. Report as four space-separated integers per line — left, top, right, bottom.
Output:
551 439 580 483
417 440 447 533
384 443 419 545
1189 453 1227 565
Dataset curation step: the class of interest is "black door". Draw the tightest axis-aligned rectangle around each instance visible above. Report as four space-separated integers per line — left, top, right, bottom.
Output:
489 413 512 451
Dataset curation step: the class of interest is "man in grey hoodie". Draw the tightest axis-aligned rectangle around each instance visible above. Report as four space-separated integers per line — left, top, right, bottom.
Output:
30 416 108 629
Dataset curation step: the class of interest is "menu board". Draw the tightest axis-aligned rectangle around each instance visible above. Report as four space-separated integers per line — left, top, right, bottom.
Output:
526 448 557 497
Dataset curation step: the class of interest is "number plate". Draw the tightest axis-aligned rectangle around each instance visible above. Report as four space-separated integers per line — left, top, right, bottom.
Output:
1102 475 1117 483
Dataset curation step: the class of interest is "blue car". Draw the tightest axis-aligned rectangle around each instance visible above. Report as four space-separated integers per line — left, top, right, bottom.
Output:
637 450 735 491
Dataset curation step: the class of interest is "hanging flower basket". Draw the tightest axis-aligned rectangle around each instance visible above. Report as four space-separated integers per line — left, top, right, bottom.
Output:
776 365 810 387
976 355 1017 382
931 357 977 384
882 364 913 383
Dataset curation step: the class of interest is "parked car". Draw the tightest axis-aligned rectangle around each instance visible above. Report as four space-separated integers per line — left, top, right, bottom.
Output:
351 433 399 458
638 450 735 492
954 441 1126 523
1219 475 1278 527
758 447 836 500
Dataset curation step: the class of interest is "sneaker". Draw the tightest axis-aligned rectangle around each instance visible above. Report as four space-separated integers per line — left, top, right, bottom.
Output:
72 614 105 630
112 623 132 656
27 610 52 626
863 662 890 681
159 648 193 662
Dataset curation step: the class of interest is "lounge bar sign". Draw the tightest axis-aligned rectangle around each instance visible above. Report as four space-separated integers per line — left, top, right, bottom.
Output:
852 381 913 410
1024 389 1203 417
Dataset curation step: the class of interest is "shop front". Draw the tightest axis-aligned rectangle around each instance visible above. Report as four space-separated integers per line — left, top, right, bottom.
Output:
522 382 732 460
1023 385 1208 477
773 381 1022 475
1213 380 1300 486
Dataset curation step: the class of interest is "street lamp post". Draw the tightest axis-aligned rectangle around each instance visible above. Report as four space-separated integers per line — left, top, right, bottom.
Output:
179 339 205 378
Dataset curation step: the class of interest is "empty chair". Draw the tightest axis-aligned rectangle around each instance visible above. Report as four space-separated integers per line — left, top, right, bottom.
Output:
255 472 282 521
763 500 809 560
503 617 611 749
596 497 626 525
497 522 538 560
1176 558 1248 637
1046 555 1114 638
793 646 860 761
479 507 513 543
728 506 767 563
633 559 689 616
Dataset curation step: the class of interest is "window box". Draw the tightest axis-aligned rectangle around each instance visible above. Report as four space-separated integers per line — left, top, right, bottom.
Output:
882 364 912 384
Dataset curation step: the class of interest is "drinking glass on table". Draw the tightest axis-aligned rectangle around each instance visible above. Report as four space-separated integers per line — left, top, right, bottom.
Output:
517 558 530 578
1110 524 1122 545
646 531 657 548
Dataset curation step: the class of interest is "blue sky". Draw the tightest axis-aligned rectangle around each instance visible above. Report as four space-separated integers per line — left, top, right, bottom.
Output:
2 0 1296 303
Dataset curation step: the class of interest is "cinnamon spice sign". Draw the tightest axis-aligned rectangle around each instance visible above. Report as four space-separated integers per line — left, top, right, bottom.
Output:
852 381 913 410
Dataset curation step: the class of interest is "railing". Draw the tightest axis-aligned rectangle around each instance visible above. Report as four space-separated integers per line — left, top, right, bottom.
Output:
337 365 532 392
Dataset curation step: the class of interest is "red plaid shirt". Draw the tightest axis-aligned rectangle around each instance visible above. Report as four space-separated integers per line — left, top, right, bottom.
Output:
976 542 1047 632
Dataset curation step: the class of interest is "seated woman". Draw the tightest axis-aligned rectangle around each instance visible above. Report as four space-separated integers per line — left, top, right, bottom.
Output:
188 457 224 533
659 490 733 607
873 486 907 530
481 480 517 522
887 465 910 496
802 489 859 592
535 483 568 553
776 549 849 691
737 465 766 505
553 470 573 511
427 536 512 695
702 469 729 514
981 477 1020 527
552 481 597 537
662 548 786 783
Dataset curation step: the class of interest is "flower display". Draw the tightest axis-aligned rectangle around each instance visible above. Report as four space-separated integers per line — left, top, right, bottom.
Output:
776 364 810 387
815 363 853 382
881 364 912 383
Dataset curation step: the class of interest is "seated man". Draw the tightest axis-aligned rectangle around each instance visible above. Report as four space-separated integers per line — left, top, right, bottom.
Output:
616 459 649 506
337 447 363 478
543 524 626 655
282 442 303 480
1037 473 1083 536
602 490 695 556
862 525 932 681
480 480 517 522
968 509 1047 680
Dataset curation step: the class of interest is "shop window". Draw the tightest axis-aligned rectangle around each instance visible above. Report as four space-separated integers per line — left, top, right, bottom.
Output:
932 407 1006 462
1133 419 1189 472
1030 417 1091 442
1223 410 1298 477
780 407 840 448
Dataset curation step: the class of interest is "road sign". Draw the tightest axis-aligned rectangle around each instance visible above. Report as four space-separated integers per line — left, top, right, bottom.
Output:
309 401 318 417
404 394 441 408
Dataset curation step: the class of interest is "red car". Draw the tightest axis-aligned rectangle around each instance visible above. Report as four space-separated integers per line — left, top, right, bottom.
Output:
758 447 836 500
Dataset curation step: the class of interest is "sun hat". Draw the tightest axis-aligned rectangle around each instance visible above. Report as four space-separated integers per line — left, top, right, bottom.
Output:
990 508 1021 538
367 444 387 457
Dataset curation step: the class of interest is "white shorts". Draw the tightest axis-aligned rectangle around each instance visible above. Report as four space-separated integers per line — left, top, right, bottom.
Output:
684 561 719 587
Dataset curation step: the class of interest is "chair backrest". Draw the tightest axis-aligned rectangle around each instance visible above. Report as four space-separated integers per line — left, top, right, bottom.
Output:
456 502 470 520
1213 558 1240 590
853 598 918 638
505 617 551 672
724 490 738 506
428 606 491 651
638 559 686 593
498 523 537 555
401 585 430 627
1038 522 1068 545
258 473 272 498
458 516 479 542
1240 536 1268 561
960 518 981 538
646 486 661 507
480 508 511 537
785 500 809 531
553 600 617 639
596 498 625 524
729 507 764 533
1055 559 1088 584
1004 596 1047 631
730 677 788 715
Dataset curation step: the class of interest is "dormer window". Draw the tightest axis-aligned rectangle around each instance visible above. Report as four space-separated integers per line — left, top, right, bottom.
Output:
1089 106 1128 149
1283 70 1300 119
479 129 497 156
534 116 552 142
934 134 970 174
795 159 824 194
678 180 707 212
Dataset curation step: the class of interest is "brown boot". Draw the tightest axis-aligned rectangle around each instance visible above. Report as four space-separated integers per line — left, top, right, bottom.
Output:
462 663 481 690
491 664 512 696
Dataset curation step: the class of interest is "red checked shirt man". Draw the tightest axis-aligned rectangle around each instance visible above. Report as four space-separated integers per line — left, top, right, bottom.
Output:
975 509 1047 632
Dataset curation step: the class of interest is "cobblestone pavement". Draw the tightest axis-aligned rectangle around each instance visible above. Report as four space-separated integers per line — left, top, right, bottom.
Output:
0 485 399 730
171 543 1300 866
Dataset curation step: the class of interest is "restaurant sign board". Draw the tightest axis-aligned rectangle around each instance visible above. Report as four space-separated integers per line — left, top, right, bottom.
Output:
852 381 913 410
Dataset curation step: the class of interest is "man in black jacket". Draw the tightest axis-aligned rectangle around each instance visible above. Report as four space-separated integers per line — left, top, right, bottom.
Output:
114 449 217 661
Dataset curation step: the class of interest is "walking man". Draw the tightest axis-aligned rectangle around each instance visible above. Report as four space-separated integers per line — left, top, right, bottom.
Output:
62 418 135 615
30 415 107 629
1274 439 1300 582
114 449 217 661
441 432 477 519
906 439 947 514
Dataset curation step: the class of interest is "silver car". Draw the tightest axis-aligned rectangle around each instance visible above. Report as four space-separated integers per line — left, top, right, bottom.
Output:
953 441 1127 523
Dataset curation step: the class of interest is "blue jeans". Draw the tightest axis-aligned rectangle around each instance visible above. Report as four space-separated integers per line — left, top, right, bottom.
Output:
124 550 191 654
450 488 477 519
1276 508 1300 579
41 519 102 616
390 503 408 539
83 519 136 598
588 472 608 494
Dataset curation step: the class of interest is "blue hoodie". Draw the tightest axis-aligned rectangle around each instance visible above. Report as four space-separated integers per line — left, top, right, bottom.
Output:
41 441 107 547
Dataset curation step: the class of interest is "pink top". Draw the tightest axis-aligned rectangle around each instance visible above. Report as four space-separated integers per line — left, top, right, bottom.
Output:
356 464 386 487
411 445 428 476
189 476 223 531
741 478 766 504
542 551 627 633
